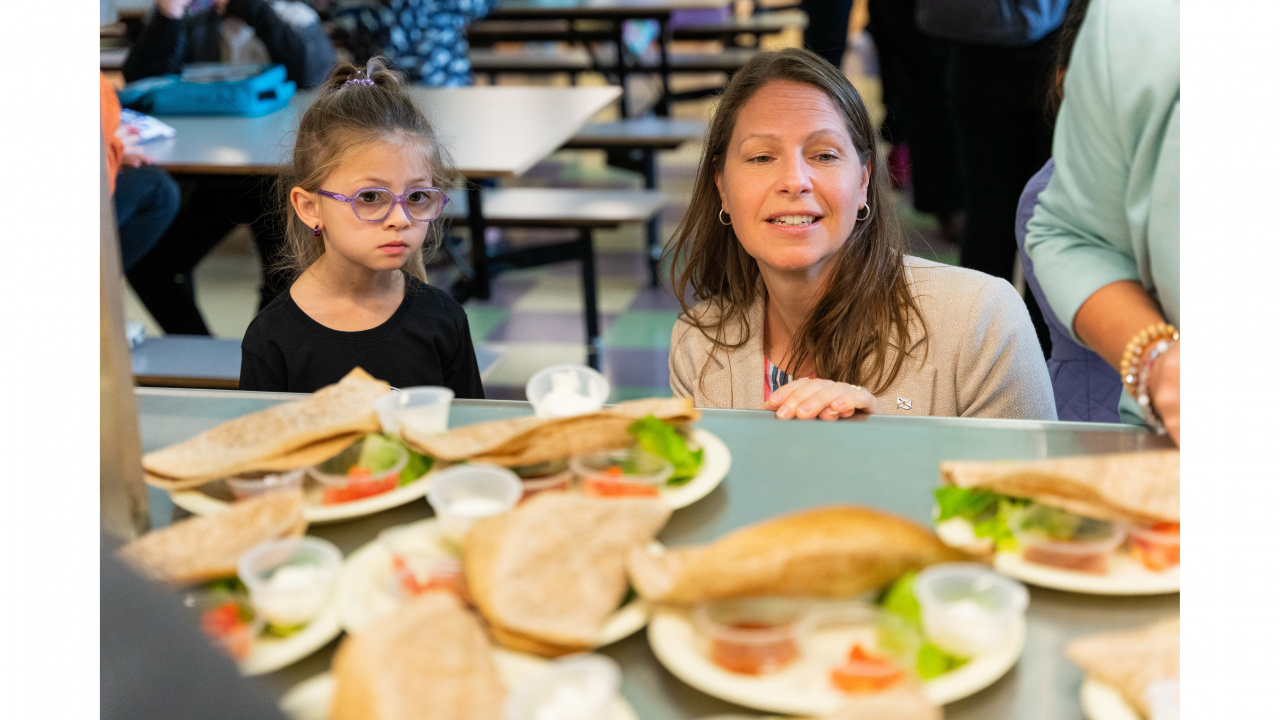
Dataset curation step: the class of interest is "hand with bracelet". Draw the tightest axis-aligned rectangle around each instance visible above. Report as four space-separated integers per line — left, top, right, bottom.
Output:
1075 281 1180 445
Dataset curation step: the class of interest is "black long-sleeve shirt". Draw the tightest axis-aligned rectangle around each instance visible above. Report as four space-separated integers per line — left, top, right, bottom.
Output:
239 277 485 396
122 0 336 89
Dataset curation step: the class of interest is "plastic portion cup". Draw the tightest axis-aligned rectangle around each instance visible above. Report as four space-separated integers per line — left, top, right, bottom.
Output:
571 448 673 499
913 563 1029 657
308 436 409 505
1008 503 1126 574
375 386 454 436
799 603 919 695
512 459 576 502
504 653 622 720
225 468 305 501
694 598 807 676
1128 522 1181 571
237 536 343 628
526 364 610 419
426 464 523 545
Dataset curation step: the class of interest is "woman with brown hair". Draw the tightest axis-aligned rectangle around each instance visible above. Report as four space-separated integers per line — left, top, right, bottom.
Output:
667 48 1054 421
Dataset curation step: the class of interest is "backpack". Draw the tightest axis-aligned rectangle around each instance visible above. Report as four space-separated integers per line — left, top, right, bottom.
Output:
118 63 296 117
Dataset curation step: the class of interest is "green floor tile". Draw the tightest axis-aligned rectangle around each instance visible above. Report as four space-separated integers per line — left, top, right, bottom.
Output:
609 385 674 402
603 311 679 349
462 306 508 343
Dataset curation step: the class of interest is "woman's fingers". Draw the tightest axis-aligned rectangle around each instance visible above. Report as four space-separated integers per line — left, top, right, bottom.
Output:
773 379 833 419
805 383 878 420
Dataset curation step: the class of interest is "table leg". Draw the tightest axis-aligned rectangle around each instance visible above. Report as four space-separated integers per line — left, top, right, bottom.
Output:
467 182 491 300
657 16 671 117
642 149 661 287
579 228 602 371
613 19 631 118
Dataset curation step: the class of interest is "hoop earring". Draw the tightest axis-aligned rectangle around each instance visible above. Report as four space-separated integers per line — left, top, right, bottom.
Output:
313 225 322 237
856 203 871 221
718 209 732 226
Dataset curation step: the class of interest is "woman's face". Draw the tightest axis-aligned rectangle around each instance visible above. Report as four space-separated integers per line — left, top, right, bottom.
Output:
715 80 870 279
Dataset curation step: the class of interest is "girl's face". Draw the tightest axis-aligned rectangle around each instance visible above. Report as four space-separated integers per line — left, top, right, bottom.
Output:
715 80 871 280
294 138 434 275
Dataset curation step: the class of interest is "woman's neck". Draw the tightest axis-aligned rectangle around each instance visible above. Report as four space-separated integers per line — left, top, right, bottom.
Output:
760 262 833 376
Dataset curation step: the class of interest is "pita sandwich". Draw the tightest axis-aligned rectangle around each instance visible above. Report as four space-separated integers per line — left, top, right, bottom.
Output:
626 506 969 604
1067 616 1179 718
117 489 306 586
939 450 1179 525
403 397 699 468
143 368 389 490
463 493 671 656
330 591 506 720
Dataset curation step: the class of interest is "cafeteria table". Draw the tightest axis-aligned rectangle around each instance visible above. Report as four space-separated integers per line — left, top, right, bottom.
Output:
135 388 1178 719
486 0 735 116
143 85 621 300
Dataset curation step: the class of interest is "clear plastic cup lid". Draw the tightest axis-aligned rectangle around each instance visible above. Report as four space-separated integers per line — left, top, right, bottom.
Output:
526 364 610 419
376 386 454 436
426 464 523 518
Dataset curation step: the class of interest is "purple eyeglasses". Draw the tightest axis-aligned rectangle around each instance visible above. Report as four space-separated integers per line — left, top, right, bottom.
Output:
316 187 449 223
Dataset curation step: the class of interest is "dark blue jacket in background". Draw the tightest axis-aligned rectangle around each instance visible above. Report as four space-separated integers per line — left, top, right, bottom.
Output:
1016 159 1123 423
916 0 1070 45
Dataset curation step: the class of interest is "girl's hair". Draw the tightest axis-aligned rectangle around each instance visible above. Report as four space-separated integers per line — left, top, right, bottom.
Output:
278 58 456 283
666 47 924 395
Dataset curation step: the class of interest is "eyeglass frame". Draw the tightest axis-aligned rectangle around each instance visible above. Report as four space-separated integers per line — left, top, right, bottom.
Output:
315 186 450 223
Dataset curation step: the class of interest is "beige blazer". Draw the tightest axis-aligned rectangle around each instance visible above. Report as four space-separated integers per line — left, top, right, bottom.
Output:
669 256 1056 420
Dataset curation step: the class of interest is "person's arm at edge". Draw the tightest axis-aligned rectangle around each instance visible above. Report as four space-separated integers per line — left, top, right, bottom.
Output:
1024 0 1138 346
122 12 187 83
224 0 337 88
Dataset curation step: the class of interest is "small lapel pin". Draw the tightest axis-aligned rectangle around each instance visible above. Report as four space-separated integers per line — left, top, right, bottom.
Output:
897 397 912 410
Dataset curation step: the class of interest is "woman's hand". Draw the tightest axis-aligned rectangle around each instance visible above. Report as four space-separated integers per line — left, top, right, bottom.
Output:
764 378 878 421
1148 340 1179 445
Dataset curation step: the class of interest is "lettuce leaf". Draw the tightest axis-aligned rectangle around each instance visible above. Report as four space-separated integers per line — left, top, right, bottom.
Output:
627 415 703 486
879 572 969 679
935 487 1027 552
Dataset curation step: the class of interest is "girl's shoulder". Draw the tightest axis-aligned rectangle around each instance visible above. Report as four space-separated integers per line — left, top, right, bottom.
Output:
403 277 469 325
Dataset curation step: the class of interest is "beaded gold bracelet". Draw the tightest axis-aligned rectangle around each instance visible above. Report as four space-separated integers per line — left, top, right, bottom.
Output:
1121 322 1178 399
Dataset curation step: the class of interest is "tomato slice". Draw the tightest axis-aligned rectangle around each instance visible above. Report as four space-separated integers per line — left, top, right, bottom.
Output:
322 476 398 505
831 645 905 694
583 477 660 498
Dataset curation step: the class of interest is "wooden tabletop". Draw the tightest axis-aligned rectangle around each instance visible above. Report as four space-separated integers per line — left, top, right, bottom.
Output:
143 85 621 178
491 0 731 19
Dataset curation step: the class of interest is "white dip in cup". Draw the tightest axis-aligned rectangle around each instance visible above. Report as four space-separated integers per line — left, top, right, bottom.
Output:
375 386 455 436
526 364 610 419
426 464 522 544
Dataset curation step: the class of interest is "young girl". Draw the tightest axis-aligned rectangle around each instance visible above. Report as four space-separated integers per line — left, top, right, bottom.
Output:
239 59 484 396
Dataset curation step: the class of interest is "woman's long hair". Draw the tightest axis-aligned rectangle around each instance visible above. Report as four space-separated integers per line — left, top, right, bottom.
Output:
276 58 457 284
667 48 924 394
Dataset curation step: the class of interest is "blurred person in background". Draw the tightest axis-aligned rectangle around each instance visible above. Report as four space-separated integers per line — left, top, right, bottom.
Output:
1013 0 1120 423
866 0 965 245
330 0 497 86
915 0 1072 356
121 0 337 335
1024 0 1180 442
799 0 856 69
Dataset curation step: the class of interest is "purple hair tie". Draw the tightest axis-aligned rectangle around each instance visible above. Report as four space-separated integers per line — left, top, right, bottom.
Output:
344 76 375 88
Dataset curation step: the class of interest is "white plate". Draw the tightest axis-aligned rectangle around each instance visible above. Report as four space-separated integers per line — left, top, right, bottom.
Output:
661 429 730 510
937 518 1180 596
647 605 1024 716
170 475 433 525
335 518 651 647
280 652 640 720
1081 678 1142 720
239 585 344 676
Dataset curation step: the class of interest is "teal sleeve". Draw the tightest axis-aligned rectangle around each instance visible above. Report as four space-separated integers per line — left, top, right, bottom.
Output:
1024 0 1139 344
